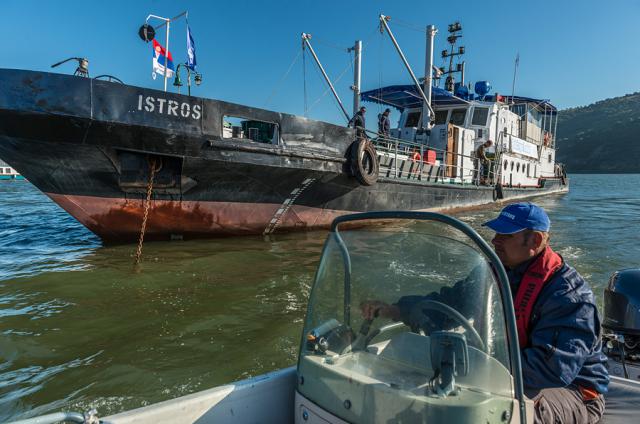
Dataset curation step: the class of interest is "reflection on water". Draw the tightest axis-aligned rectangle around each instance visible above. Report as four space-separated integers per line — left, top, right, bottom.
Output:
1 175 639 420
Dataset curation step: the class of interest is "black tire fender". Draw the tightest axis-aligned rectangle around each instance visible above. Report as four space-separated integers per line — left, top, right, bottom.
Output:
349 139 379 186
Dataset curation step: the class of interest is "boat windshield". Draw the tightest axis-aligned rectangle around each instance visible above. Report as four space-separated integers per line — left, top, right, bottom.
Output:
298 218 515 423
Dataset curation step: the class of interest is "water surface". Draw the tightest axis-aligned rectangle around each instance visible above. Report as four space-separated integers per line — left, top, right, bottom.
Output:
0 175 638 420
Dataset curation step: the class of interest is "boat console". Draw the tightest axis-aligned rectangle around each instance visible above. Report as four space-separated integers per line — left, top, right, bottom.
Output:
295 212 530 423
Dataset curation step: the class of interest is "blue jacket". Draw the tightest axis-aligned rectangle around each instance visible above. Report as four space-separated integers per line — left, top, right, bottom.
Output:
507 259 609 393
396 259 609 393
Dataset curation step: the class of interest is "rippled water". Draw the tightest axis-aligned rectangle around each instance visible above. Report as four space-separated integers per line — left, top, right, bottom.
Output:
1 175 638 421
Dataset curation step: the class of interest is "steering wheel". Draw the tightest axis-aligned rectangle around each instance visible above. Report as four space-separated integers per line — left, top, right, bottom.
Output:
408 299 486 352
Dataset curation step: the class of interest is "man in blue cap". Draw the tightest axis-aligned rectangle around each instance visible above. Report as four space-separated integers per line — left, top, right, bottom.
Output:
482 202 608 423
362 202 609 423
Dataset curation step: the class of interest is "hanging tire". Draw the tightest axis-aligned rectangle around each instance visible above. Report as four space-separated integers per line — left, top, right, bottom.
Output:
349 139 379 186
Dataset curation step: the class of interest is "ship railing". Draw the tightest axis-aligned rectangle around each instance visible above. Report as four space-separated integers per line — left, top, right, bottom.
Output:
362 129 499 185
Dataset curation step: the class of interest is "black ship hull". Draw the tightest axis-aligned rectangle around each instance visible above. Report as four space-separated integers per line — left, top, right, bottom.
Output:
0 69 567 243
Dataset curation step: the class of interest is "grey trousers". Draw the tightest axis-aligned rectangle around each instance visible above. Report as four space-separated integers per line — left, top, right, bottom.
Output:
525 386 605 424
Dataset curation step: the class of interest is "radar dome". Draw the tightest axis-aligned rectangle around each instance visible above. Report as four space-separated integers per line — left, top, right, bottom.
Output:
474 81 492 97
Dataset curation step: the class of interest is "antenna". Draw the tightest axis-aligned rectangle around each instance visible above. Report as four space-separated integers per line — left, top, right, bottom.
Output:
440 22 464 92
51 57 89 77
511 53 520 104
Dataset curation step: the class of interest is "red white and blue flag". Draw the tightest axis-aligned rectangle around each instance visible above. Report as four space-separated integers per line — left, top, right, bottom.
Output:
152 39 174 78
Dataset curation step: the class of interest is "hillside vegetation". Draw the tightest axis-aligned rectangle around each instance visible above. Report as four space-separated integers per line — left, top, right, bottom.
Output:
556 92 640 173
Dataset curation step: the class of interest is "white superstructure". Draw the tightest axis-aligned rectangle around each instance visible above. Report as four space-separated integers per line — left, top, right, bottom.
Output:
387 95 561 187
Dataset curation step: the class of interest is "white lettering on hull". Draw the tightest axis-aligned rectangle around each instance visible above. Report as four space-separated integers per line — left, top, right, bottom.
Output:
137 94 201 120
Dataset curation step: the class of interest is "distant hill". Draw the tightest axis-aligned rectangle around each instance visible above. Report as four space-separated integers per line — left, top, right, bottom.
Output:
556 92 640 173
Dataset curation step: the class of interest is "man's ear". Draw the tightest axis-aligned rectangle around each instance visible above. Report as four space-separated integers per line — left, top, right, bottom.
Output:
531 231 545 250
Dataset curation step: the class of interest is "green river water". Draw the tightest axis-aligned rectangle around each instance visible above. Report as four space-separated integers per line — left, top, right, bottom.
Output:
1 174 639 421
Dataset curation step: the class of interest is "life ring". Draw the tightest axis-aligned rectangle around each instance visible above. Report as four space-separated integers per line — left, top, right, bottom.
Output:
411 151 421 162
349 139 379 186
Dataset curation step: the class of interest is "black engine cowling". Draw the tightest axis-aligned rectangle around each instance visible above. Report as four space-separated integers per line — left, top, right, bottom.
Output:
603 268 640 336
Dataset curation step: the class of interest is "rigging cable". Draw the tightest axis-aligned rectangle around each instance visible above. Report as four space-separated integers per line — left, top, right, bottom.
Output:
391 17 428 34
305 53 353 115
312 37 350 52
377 26 384 116
264 49 302 107
305 25 379 118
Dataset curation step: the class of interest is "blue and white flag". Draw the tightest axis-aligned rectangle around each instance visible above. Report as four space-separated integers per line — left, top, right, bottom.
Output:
186 25 197 71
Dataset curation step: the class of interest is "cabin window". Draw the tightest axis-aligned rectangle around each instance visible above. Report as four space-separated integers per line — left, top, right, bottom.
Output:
405 111 422 128
434 110 448 125
471 107 489 126
503 160 508 170
450 109 467 126
527 163 531 177
511 162 515 171
511 104 526 117
548 153 552 163
516 163 520 172
223 116 279 144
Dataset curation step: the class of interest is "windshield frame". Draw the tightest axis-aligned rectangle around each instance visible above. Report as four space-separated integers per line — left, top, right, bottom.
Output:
327 211 526 422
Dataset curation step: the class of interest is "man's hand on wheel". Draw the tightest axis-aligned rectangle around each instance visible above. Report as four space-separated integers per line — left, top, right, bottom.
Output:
360 300 401 321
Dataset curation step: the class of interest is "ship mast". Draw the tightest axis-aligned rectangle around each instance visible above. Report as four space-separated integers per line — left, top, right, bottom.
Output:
440 22 465 93
348 40 363 117
423 25 437 129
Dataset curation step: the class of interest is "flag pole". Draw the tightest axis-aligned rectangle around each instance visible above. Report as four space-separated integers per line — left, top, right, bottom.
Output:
147 12 188 92
164 20 170 92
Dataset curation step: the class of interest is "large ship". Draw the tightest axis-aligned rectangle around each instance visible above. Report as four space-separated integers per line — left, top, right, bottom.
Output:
0 17 567 243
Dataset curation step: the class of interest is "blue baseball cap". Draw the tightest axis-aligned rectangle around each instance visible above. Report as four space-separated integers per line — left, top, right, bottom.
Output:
482 202 551 234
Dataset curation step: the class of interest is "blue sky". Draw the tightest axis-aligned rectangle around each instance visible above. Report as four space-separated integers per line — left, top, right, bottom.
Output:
2 0 639 126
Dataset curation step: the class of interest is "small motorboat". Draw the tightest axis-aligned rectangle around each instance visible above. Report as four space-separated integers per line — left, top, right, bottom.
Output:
10 212 640 423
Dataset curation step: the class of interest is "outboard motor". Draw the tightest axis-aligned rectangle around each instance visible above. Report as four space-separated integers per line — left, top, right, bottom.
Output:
602 268 640 379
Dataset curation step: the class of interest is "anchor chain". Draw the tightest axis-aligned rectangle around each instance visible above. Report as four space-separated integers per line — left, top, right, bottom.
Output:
134 157 159 265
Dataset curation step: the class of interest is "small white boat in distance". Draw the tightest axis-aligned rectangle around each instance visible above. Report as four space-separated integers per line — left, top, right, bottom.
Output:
0 158 23 180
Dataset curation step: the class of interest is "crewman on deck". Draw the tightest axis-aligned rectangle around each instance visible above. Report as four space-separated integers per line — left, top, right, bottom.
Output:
349 106 367 140
378 108 391 139
362 203 609 424
475 139 493 185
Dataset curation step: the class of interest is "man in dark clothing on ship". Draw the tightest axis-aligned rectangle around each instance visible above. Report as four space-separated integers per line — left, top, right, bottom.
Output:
349 106 367 140
362 202 609 424
378 108 391 139
475 139 493 185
